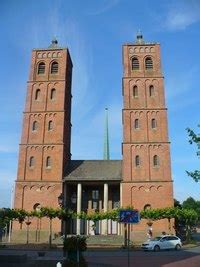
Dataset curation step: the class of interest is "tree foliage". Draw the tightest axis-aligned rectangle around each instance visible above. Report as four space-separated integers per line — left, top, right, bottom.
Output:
1 205 199 242
186 126 200 182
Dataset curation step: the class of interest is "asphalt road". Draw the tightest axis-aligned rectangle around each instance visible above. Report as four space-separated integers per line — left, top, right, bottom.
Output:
84 246 200 267
0 246 200 266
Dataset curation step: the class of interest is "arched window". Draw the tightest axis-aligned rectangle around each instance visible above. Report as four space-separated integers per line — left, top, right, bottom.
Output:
153 155 159 166
29 156 35 167
151 119 157 129
131 57 139 70
51 62 59 74
145 57 153 70
133 85 138 98
149 85 154 97
38 62 45 74
134 119 139 129
144 204 151 210
135 155 140 167
32 121 38 131
46 156 52 168
35 89 40 100
48 120 53 131
50 88 56 100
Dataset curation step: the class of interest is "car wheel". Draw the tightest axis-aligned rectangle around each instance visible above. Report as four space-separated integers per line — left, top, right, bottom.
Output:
154 245 160 252
175 244 181 251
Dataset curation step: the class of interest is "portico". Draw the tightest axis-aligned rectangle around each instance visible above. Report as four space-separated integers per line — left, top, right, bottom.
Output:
63 160 121 235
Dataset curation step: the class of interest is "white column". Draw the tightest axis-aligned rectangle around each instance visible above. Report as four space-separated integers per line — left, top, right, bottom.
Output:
120 182 123 236
102 183 108 235
76 183 82 235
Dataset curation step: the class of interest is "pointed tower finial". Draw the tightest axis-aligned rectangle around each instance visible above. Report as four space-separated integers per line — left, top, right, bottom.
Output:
136 30 144 44
103 108 110 160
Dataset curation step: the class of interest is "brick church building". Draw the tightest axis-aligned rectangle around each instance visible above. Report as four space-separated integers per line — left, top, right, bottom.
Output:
14 34 174 237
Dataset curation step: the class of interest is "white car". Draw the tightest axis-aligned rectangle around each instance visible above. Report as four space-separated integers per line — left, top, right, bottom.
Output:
141 235 182 251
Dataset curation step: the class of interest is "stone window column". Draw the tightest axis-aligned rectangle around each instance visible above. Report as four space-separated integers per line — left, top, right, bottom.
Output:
102 183 108 235
77 183 82 235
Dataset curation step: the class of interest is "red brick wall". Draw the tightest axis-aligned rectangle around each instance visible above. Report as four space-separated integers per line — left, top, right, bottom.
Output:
122 42 174 232
14 46 72 232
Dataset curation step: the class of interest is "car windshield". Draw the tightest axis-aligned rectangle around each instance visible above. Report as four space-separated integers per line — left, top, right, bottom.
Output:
151 236 162 241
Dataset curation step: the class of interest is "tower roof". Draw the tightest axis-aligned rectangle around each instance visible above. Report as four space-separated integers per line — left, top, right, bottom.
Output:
135 30 145 44
48 37 59 49
33 38 66 51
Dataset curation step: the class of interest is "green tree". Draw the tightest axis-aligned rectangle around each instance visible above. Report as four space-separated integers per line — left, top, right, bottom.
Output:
182 197 200 221
186 126 200 182
40 207 60 248
176 208 198 242
174 199 182 208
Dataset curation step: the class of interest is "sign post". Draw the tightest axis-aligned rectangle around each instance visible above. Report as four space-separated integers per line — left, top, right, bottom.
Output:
119 210 140 267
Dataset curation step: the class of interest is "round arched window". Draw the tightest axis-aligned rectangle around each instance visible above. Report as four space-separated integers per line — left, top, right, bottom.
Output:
51 62 59 74
38 62 45 74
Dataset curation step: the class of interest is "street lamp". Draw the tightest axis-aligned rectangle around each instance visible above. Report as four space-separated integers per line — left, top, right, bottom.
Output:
58 193 63 207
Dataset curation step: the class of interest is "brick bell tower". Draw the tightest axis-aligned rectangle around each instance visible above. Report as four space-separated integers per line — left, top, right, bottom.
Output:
14 39 72 231
122 33 174 232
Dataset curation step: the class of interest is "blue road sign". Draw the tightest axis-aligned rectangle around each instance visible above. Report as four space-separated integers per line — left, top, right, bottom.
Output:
119 210 140 224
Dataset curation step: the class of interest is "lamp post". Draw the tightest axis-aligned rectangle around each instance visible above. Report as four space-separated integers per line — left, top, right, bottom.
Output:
58 193 63 207
8 186 14 243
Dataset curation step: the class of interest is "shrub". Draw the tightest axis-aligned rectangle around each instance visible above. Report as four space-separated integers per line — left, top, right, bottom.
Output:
63 236 87 252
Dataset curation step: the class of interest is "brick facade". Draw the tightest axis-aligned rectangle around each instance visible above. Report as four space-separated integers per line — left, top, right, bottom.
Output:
121 37 174 232
14 43 73 231
13 36 174 236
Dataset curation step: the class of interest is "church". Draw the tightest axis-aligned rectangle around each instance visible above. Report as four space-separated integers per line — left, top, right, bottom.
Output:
13 33 174 238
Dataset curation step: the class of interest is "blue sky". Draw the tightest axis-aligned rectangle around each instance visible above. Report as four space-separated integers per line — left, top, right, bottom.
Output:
0 0 200 207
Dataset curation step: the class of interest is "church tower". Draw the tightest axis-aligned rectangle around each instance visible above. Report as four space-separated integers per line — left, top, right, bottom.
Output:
14 40 72 231
121 33 173 231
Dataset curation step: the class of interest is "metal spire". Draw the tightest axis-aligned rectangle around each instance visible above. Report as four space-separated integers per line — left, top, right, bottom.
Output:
103 108 110 160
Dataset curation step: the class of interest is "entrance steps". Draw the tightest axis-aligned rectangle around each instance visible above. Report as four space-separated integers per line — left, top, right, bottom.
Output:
87 235 124 247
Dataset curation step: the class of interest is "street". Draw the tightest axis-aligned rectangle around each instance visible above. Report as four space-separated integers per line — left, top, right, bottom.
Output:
84 246 200 267
0 246 200 266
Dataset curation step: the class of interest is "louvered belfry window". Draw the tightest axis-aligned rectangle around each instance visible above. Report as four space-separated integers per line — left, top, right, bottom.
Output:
145 57 153 70
38 62 45 74
51 62 59 74
131 57 139 70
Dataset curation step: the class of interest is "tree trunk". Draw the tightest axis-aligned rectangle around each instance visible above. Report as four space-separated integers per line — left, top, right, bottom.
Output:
49 218 52 248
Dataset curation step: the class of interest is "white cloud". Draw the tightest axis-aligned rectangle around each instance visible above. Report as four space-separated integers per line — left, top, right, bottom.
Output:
164 1 200 31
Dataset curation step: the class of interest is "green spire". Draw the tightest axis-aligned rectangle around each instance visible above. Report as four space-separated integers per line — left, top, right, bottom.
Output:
103 108 110 160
